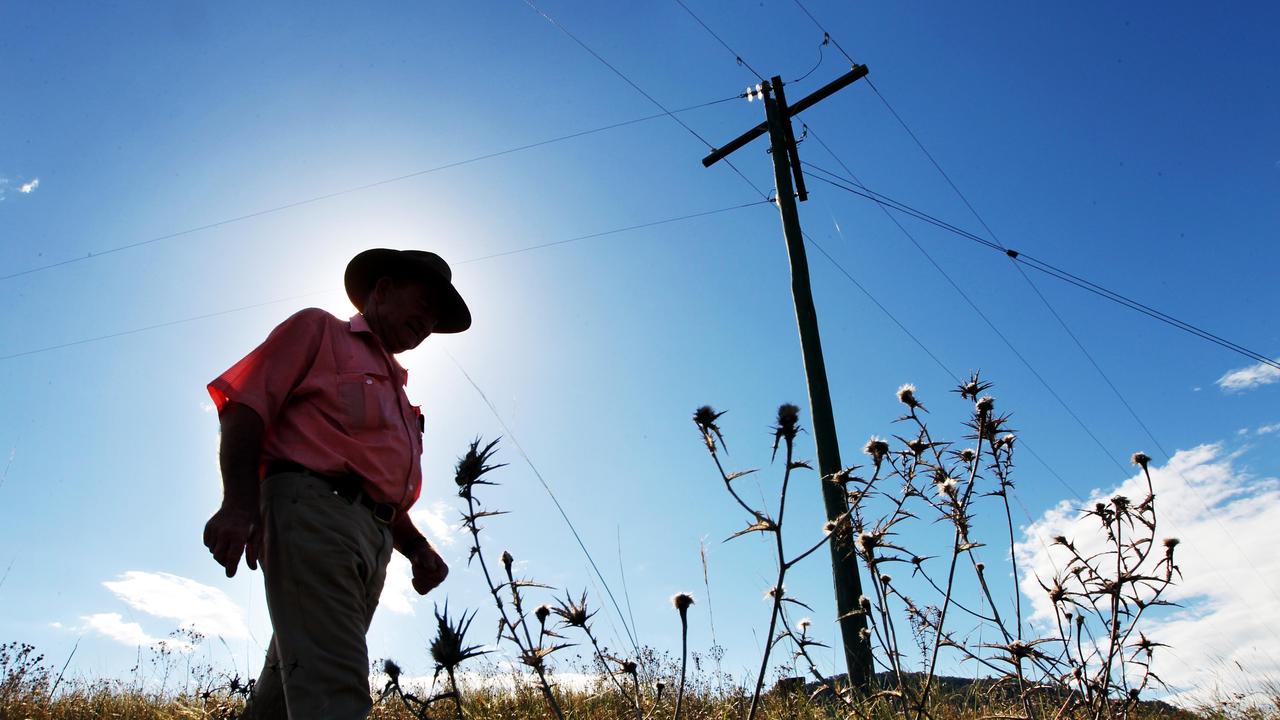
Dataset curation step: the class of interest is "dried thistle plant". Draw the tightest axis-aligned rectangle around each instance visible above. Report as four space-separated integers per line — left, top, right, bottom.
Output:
831 373 1183 720
454 437 566 720
693 403 851 720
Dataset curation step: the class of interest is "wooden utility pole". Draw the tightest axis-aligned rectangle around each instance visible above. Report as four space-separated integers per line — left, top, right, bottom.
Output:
703 66 874 689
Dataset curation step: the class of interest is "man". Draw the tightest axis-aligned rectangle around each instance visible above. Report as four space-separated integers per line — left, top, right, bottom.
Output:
203 249 469 719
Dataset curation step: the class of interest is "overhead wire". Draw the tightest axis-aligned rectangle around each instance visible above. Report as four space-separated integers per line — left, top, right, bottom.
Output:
440 346 644 659
0 199 767 361
800 163 1279 372
783 0 1274 376
672 0 766 82
1 94 743 282
519 0 772 202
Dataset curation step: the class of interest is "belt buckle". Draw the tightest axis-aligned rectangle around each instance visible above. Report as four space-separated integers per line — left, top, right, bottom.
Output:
372 504 396 525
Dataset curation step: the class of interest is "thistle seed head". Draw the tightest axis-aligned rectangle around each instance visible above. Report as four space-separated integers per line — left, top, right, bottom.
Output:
935 476 960 499
897 383 922 409
693 405 728 453
797 617 812 633
859 595 872 612
382 658 402 683
1163 537 1180 549
863 436 890 464
671 592 696 614
772 404 801 459
960 448 976 463
501 550 514 574
1132 452 1151 470
534 604 551 625
976 396 995 414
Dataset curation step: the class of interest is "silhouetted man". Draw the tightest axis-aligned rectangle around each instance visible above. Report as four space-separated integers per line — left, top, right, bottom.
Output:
203 249 470 719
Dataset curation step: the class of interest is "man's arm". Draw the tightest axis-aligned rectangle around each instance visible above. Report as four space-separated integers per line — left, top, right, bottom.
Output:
203 402 265 577
391 512 448 595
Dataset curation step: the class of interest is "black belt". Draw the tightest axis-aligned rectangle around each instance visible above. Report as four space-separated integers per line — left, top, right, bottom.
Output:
265 460 397 525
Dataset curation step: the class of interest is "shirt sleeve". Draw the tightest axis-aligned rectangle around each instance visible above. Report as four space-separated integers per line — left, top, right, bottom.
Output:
207 308 328 426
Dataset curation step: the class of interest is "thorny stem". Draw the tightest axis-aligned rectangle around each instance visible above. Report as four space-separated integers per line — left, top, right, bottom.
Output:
777 602 850 706
463 491 564 720
675 611 689 720
746 430 795 720
446 667 466 720
915 408 989 719
581 622 638 717
501 561 566 720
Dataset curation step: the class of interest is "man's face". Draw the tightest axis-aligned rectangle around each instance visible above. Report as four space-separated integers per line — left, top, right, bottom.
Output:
367 277 444 353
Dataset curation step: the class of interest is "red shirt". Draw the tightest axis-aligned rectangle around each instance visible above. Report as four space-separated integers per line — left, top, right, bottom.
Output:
208 308 424 510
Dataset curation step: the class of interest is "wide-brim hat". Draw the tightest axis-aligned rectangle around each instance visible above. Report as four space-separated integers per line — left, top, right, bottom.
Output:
344 249 472 334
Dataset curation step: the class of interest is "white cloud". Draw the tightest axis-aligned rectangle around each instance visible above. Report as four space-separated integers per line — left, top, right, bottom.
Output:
1216 359 1280 392
1256 422 1280 436
378 502 461 615
82 613 165 647
18 178 39 194
102 571 249 640
411 500 458 548
380 554 418 615
1017 444 1280 705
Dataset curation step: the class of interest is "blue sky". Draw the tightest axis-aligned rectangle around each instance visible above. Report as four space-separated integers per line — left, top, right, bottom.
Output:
2 0 1278 703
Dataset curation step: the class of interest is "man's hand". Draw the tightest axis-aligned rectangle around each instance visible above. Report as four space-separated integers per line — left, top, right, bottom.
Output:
408 543 448 595
203 503 261 577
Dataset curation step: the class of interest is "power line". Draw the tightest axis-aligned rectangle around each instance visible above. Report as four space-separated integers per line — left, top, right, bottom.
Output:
458 199 770 264
0 200 766 361
800 163 1279 372
801 229 1086 502
0 291 333 361
788 0 858 67
519 0 771 202
0 95 742 283
672 0 765 82
803 135 1133 480
784 0 1278 372
440 346 643 659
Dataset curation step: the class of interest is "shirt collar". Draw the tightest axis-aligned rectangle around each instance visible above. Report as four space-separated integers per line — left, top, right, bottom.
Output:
348 313 409 385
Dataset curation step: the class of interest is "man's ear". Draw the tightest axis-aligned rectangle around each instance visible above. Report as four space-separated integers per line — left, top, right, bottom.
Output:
369 276 396 305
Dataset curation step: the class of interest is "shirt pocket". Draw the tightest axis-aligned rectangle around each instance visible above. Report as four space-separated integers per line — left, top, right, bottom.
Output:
337 370 392 431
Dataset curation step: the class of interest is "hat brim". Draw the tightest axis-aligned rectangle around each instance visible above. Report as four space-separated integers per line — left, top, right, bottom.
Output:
345 249 472 334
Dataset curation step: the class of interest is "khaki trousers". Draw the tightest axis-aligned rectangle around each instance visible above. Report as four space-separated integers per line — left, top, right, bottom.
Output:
242 472 393 720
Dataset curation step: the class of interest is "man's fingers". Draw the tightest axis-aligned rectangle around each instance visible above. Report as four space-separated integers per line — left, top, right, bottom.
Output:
411 553 448 595
245 525 261 571
202 520 217 551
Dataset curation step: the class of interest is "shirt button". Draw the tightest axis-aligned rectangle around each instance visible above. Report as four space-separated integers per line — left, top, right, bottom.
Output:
365 378 373 385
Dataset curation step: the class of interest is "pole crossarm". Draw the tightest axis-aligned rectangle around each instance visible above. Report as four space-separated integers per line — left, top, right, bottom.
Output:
702 64 869 168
